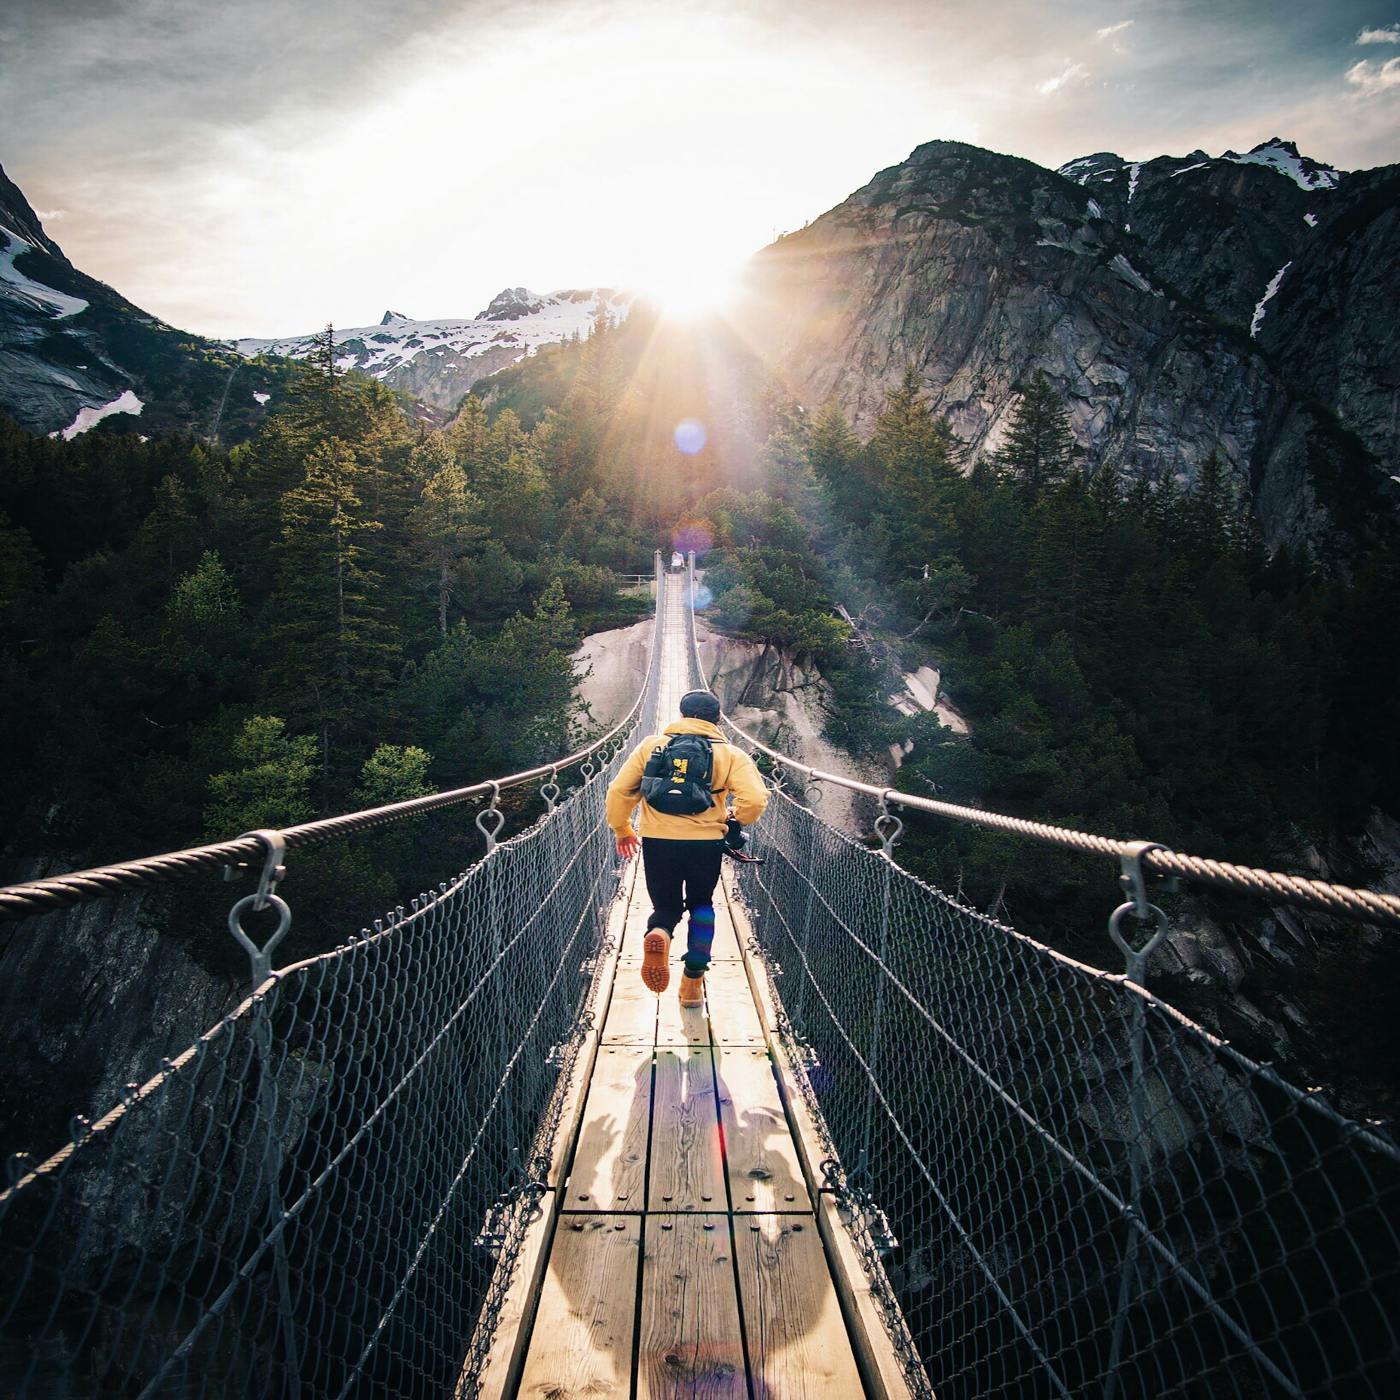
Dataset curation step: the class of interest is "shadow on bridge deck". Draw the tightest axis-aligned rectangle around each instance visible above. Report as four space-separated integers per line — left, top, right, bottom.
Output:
474 859 901 1398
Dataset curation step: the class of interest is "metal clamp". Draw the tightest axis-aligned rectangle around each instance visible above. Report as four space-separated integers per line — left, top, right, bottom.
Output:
227 829 291 987
874 793 904 857
476 782 505 852
539 767 561 814
1109 841 1170 982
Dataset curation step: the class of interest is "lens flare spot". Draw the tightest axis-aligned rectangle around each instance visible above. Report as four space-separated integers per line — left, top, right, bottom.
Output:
691 583 714 609
673 521 713 557
674 419 707 455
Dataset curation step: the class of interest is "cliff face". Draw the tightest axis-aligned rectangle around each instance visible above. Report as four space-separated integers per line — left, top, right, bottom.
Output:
735 139 1397 550
0 870 241 1165
1259 165 1400 479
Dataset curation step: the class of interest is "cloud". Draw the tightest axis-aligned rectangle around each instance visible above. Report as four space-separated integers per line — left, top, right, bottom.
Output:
1095 20 1134 41
1345 56 1400 95
1356 25 1400 44
34 208 66 221
1038 61 1089 96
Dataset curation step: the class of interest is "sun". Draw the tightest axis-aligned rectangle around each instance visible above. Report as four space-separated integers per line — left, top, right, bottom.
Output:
637 255 745 320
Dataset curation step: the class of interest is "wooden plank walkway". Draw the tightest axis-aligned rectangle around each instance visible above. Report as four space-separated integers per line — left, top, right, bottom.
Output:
472 572 919 1399
509 871 868 1399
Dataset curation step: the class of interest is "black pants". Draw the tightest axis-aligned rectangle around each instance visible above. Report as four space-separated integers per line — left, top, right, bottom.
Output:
641 837 723 975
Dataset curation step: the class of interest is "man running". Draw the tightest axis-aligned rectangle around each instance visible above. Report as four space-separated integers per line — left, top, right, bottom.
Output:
606 689 768 1006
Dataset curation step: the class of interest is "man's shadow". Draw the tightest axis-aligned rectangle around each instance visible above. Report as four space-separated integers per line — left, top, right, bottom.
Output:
544 1003 823 1397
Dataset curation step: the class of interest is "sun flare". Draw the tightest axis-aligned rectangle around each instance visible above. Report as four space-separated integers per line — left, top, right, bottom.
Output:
637 256 745 320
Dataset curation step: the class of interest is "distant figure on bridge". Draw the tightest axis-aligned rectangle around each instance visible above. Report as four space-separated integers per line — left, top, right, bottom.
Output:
606 689 768 1005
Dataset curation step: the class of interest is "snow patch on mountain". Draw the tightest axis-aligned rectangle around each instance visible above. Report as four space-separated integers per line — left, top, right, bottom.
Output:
1061 157 1104 185
1 225 88 318
52 389 143 440
1111 253 1161 296
234 288 630 399
1058 153 1124 186
1251 261 1292 337
1224 139 1340 192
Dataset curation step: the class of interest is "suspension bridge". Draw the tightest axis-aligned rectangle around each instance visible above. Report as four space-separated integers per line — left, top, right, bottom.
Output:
0 554 1397 1398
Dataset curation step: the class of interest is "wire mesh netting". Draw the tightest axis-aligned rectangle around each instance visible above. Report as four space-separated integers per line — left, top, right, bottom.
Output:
0 583 664 1399
727 786 1400 1399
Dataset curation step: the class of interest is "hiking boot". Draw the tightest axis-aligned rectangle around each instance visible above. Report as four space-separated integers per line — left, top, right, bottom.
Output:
641 929 671 994
678 971 705 1008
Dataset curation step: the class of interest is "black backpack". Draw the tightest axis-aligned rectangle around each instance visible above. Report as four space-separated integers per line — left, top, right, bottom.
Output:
640 734 716 816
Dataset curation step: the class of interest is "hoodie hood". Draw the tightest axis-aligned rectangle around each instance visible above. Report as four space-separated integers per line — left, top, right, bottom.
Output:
662 719 725 741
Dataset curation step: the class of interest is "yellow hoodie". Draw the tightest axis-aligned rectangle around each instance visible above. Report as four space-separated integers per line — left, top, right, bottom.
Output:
606 718 769 841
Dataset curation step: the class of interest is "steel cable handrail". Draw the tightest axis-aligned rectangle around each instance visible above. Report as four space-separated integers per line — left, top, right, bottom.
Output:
0 561 666 923
682 553 1400 927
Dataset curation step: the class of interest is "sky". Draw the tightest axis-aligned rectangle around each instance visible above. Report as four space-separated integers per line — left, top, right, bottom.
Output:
2 0 1397 338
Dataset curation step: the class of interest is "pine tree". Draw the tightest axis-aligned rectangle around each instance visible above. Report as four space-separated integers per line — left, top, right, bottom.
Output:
268 438 398 765
1179 452 1244 562
868 367 961 510
808 399 860 485
1025 476 1106 649
0 512 46 642
134 474 199 587
1087 461 1122 521
206 715 317 834
407 460 485 635
995 373 1075 499
307 323 338 385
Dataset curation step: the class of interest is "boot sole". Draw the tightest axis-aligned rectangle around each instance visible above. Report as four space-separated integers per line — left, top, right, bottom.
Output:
641 931 670 994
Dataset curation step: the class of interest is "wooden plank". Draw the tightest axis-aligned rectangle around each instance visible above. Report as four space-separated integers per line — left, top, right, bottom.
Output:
600 972 658 1044
656 981 713 1046
563 1046 653 1211
736 1215 865 1397
720 869 924 1400
648 1047 724 1210
701 962 766 1040
517 1214 641 1399
714 1046 811 1212
708 900 743 960
637 1216 748 1398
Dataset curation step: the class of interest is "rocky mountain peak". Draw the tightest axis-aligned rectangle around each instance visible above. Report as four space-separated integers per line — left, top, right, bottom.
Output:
478 286 546 321
0 161 66 261
1221 137 1342 190
379 309 411 325
1058 151 1127 185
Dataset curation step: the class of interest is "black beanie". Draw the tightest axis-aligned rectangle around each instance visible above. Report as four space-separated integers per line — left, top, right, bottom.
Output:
679 690 722 722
